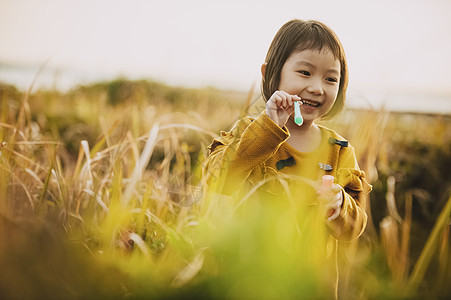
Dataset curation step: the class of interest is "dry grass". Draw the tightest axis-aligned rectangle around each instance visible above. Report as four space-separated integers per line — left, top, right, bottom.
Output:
0 80 450 299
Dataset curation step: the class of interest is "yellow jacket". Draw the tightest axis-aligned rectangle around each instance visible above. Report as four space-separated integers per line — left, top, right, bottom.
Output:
203 112 370 242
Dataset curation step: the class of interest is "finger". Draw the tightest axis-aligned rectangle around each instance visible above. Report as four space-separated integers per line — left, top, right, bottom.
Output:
280 93 289 109
269 91 282 102
278 90 291 97
285 96 292 108
327 209 341 221
331 184 342 194
288 95 299 107
276 91 291 109
325 201 339 212
325 202 341 220
273 94 284 108
326 208 335 218
325 196 342 210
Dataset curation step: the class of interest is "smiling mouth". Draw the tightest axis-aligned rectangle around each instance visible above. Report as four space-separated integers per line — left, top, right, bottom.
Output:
300 99 321 107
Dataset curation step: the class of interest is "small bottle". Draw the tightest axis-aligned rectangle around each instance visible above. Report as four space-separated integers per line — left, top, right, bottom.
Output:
320 175 334 193
320 175 335 218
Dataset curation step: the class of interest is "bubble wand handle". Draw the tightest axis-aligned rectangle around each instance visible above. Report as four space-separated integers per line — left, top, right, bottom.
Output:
294 100 303 126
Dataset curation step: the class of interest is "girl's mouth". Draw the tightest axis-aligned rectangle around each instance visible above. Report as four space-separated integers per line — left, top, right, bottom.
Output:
301 99 321 107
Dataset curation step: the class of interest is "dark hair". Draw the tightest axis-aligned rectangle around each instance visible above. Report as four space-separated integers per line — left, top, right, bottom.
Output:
261 19 348 119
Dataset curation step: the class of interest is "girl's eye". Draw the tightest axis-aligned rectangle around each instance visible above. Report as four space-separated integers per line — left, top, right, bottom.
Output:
326 77 338 83
297 71 310 76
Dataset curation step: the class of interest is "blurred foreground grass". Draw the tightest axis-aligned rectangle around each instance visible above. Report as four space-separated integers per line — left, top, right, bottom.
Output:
1 79 450 299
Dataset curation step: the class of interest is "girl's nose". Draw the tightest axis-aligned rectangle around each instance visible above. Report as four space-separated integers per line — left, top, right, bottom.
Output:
306 79 324 96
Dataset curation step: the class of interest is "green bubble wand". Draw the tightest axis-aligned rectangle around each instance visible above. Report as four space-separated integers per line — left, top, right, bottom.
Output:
294 100 303 126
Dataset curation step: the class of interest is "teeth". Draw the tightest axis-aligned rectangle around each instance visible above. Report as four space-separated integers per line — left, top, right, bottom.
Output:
301 100 320 107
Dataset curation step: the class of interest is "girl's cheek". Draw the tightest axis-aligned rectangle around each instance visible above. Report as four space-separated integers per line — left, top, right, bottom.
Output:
328 88 339 100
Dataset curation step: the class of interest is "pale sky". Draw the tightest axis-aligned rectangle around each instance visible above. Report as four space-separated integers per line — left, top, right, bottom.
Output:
1 0 451 111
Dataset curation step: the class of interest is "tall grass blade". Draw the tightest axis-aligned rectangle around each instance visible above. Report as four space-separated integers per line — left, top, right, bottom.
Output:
436 222 449 291
124 124 159 204
171 250 205 287
128 232 151 257
406 194 451 295
398 192 412 283
80 140 94 190
37 165 53 214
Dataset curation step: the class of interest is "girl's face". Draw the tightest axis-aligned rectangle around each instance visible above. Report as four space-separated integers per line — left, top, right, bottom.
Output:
278 48 340 123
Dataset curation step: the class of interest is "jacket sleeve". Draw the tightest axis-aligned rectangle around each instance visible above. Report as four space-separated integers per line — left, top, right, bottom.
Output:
326 145 372 241
203 112 289 195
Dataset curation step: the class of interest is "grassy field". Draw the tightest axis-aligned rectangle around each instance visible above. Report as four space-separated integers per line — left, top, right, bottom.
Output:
1 79 450 299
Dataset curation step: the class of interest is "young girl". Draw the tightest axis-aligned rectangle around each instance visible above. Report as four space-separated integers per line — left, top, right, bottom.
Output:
203 19 371 296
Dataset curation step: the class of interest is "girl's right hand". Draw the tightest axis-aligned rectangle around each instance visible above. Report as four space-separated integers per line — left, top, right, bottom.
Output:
265 90 301 127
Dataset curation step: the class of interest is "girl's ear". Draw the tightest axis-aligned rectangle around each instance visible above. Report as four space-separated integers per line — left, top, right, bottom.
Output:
261 63 267 78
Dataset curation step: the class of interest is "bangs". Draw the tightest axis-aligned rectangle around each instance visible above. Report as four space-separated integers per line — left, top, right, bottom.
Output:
293 23 344 62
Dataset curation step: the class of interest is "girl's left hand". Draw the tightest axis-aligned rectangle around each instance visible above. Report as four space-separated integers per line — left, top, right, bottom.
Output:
319 184 343 221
